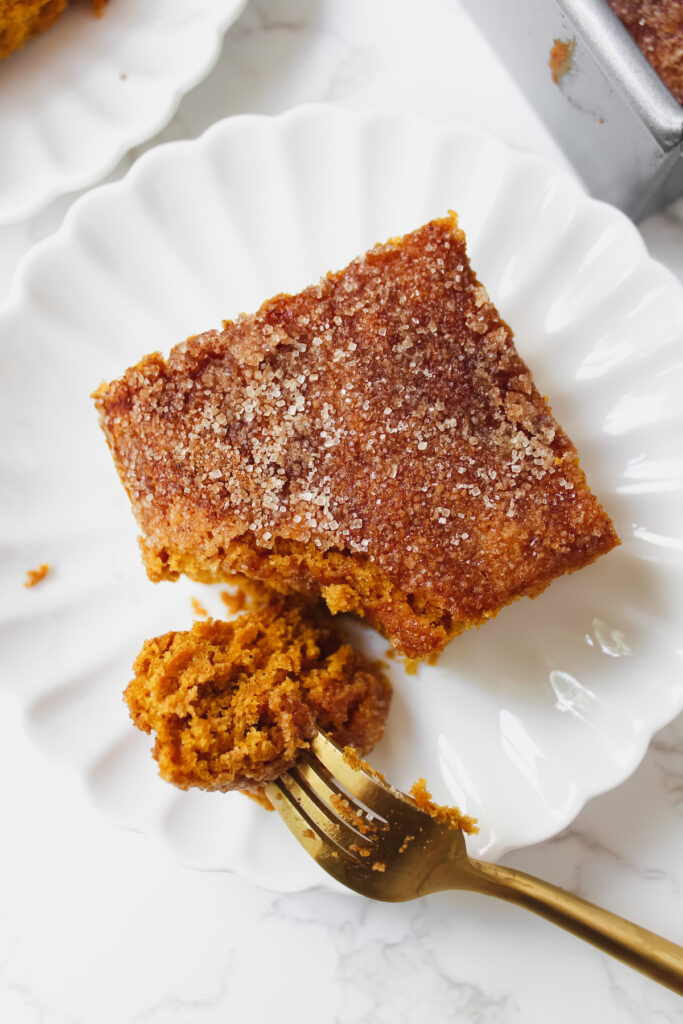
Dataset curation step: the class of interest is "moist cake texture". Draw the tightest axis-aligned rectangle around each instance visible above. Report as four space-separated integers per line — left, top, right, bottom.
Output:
606 0 683 104
95 214 619 659
0 1 108 60
125 598 392 796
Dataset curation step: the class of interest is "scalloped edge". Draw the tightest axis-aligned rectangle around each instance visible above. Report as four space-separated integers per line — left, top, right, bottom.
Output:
3 106 683 891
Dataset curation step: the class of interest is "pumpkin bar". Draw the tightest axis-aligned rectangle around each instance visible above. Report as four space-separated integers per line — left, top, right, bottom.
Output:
125 597 391 797
94 214 619 660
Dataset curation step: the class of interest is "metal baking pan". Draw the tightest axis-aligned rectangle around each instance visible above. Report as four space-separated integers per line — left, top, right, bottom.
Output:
463 0 683 221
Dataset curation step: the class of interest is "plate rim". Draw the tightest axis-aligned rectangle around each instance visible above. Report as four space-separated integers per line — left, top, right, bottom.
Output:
2 104 683 889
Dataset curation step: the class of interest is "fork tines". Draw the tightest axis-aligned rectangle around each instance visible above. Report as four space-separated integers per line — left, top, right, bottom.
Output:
267 733 425 867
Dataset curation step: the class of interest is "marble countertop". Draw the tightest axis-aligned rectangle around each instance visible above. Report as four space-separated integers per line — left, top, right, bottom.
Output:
1 1 682 1021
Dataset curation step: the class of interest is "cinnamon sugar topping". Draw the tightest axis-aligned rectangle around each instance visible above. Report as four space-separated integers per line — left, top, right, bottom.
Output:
94 214 619 658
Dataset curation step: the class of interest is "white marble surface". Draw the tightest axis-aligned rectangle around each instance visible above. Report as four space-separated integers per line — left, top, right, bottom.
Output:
1 1 682 1020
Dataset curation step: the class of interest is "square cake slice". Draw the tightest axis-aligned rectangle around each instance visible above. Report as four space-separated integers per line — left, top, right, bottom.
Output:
94 214 619 660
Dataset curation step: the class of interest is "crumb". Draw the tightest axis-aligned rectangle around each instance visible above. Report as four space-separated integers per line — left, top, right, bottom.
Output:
125 596 391 800
24 563 49 588
404 659 419 676
398 835 415 854
330 792 354 819
409 778 478 834
385 649 396 659
220 576 271 615
95 214 618 661
549 37 575 84
0 1 109 60
330 790 381 836
119 72 127 81
371 861 386 872
303 828 315 840
190 596 208 618
220 589 247 615
243 790 273 811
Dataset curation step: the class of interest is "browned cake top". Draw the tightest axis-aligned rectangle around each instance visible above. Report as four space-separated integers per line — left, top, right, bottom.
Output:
607 0 683 103
95 215 617 623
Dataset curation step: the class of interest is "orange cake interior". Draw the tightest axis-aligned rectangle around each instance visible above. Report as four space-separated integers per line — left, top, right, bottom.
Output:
95 214 619 660
125 596 392 798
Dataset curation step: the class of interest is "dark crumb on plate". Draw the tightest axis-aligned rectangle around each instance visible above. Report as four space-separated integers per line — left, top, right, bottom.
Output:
25 563 49 588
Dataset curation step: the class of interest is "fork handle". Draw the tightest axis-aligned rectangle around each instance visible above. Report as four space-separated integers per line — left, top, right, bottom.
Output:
466 858 683 995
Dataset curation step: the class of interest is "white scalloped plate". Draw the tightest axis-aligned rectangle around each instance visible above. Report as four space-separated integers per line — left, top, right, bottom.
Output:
2 107 683 892
0 0 247 224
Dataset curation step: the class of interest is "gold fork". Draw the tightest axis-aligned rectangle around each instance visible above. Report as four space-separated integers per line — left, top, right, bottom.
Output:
265 733 683 996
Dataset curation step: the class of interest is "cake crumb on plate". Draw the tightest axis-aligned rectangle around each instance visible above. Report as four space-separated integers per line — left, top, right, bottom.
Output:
24 563 49 588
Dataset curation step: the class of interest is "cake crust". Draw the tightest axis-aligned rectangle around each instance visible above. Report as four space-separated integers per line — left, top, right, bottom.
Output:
95 214 619 659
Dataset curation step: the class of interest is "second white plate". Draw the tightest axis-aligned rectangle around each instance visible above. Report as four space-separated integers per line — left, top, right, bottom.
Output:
0 0 247 223
1 107 683 891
